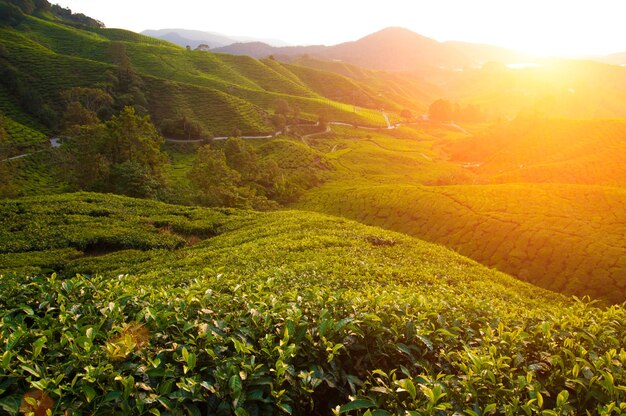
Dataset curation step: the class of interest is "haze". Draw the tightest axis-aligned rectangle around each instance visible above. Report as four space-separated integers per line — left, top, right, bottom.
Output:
54 0 625 57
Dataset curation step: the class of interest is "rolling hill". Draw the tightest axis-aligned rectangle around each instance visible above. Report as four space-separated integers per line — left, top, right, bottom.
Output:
293 123 626 304
2 192 625 415
0 4 420 149
446 117 626 186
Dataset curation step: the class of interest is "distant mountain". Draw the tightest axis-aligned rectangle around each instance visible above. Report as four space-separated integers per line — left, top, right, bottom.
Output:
141 28 289 50
214 27 529 72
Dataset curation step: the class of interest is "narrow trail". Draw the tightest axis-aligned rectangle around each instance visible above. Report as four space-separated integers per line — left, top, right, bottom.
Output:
2 114 467 160
0 138 60 163
163 111 399 144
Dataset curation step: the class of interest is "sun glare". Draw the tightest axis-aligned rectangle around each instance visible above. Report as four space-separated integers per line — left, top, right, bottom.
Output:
52 0 625 57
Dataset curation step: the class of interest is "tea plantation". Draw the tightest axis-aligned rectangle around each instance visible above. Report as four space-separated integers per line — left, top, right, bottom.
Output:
297 124 626 304
1 193 626 415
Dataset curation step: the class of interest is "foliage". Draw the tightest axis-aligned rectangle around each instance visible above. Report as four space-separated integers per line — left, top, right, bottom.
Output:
188 145 243 207
299 182 626 303
159 115 212 141
428 99 453 122
0 1 25 26
1 193 625 415
60 106 166 197
49 3 105 28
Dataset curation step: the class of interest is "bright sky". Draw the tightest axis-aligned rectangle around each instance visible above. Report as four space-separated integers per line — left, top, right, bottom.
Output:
54 0 626 56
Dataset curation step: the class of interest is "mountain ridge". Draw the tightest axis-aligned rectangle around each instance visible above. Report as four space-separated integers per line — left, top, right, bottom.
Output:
213 26 531 71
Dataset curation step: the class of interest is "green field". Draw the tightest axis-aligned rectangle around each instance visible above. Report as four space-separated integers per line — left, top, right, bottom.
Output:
299 182 626 303
0 13 403 140
2 193 626 415
293 123 626 303
446 118 626 186
2 3 626 414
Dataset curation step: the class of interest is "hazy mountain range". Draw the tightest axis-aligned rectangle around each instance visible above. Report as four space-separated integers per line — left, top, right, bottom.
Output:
140 28 289 49
213 27 534 71
144 27 626 71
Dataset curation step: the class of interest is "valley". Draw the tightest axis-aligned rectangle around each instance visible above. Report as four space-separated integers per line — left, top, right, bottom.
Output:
1 0 626 414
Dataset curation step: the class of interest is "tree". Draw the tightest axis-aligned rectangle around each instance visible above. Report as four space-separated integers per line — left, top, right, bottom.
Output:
59 123 110 190
61 87 113 115
400 109 413 122
270 114 286 133
109 160 160 198
429 99 453 122
106 43 147 113
160 115 211 141
0 2 25 25
104 107 164 176
273 99 291 117
188 146 242 207
62 101 99 129
61 107 166 195
223 137 257 180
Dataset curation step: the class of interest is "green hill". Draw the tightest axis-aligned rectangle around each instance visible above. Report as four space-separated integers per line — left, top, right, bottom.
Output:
446 117 626 186
2 192 626 415
299 182 626 303
0 9 416 143
294 124 626 303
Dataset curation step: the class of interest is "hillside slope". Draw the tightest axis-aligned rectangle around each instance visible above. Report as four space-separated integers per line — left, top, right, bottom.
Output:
299 182 626 303
0 10 408 143
2 193 626 414
294 124 626 303
447 118 626 186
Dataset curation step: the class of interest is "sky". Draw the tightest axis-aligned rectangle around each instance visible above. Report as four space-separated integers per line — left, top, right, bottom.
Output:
54 0 626 57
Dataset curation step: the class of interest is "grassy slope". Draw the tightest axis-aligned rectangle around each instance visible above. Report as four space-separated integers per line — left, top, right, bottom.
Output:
2 193 626 415
446 118 626 186
296 124 626 303
0 15 397 138
300 182 626 303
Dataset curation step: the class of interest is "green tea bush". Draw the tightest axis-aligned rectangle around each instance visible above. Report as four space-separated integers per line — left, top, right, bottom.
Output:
1 193 625 414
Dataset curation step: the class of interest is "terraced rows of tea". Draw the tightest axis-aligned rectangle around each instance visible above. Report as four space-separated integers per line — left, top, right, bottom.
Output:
2 193 626 415
0 14 396 138
447 118 626 186
299 182 626 303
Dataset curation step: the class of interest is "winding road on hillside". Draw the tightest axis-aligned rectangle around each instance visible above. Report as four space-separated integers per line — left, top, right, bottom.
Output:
2 113 463 160
164 111 397 144
0 138 61 163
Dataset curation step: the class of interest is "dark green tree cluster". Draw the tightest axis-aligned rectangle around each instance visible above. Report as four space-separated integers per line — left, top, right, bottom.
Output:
188 138 318 209
49 3 104 28
61 87 114 128
429 99 486 123
0 0 50 25
104 42 148 116
160 115 212 141
0 1 26 25
60 106 166 198
271 99 301 131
